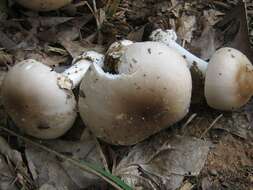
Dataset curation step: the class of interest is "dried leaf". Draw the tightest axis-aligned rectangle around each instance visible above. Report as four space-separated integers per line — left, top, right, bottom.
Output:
115 133 211 190
0 50 13 65
127 26 145 42
0 31 16 50
25 139 104 189
0 154 18 190
0 136 34 189
177 14 196 43
28 17 74 28
215 1 253 62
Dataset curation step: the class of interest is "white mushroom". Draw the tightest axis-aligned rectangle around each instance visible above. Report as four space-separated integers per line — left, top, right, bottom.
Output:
150 29 208 75
78 41 192 145
15 0 72 11
150 29 253 110
205 47 253 110
2 51 104 139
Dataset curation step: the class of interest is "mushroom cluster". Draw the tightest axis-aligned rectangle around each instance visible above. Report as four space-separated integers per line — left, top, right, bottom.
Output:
2 28 253 145
15 0 72 11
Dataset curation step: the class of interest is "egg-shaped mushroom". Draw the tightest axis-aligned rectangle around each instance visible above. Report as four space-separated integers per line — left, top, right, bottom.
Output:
15 0 72 11
2 51 104 139
204 47 253 110
2 59 76 139
78 41 192 145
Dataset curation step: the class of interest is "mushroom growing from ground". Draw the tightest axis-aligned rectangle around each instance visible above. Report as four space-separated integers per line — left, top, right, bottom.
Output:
2 51 104 139
78 41 192 145
150 29 253 110
150 29 208 76
15 0 72 11
205 47 253 110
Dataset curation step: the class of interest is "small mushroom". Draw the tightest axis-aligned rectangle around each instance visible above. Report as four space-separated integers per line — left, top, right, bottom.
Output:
2 51 104 139
15 0 72 11
78 41 192 145
205 47 253 110
150 29 253 110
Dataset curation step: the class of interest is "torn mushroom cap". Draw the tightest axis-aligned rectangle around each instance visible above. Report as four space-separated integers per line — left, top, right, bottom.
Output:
205 47 253 110
78 41 192 145
2 59 76 139
16 0 72 11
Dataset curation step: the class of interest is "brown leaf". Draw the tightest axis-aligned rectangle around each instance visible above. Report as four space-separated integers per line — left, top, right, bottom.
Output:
25 139 105 189
115 132 211 190
215 1 253 62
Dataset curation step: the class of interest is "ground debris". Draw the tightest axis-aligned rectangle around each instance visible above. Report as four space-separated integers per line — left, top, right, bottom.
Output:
0 136 34 189
114 132 211 190
25 138 105 189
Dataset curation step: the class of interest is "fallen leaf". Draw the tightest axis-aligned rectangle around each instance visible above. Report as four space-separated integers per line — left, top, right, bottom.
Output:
177 13 196 43
215 1 253 62
25 139 105 189
0 154 18 190
114 132 211 190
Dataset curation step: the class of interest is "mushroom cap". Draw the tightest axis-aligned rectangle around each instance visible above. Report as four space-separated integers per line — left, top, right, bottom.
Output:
78 41 192 145
205 47 253 110
2 59 76 139
16 0 72 11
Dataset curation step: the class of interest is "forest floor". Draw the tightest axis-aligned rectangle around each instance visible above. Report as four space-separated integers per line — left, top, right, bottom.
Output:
0 0 252 190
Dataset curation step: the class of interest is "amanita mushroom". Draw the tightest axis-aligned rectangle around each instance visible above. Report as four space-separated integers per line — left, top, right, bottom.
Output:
78 41 192 145
205 47 253 110
2 51 104 139
15 0 72 11
150 29 253 110
150 29 208 75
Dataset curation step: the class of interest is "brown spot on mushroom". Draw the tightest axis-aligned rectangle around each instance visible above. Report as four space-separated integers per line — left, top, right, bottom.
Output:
66 94 72 99
132 58 137 63
147 48 152 54
37 125 50 130
119 92 176 127
79 90 86 98
236 64 253 106
231 54 235 58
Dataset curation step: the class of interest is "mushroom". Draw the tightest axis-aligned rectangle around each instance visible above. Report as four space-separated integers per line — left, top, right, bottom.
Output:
150 29 208 75
78 41 192 145
2 51 104 139
205 47 253 110
150 29 253 110
15 0 72 11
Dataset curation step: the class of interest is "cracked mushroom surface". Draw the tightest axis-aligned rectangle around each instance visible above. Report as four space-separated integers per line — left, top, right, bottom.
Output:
78 41 192 145
16 0 72 11
2 59 77 139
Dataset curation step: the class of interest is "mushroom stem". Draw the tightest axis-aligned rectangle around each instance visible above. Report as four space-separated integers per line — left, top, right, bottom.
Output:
61 51 104 90
150 29 208 75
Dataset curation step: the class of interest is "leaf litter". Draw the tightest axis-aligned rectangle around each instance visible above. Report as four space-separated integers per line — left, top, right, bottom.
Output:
0 0 252 189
